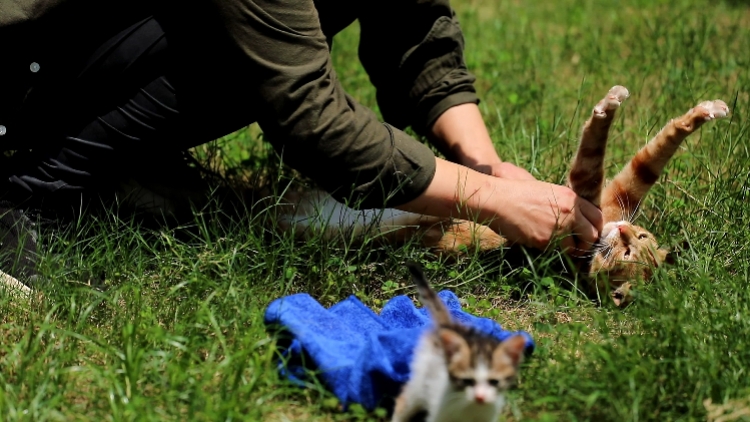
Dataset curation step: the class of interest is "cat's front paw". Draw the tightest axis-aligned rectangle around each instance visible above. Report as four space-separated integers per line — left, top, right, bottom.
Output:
694 100 729 120
593 85 630 118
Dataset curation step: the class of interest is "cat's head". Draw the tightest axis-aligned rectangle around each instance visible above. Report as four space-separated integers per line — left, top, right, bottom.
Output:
437 329 526 405
588 220 671 306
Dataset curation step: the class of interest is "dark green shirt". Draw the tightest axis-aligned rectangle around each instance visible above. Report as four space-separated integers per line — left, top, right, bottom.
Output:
0 0 479 208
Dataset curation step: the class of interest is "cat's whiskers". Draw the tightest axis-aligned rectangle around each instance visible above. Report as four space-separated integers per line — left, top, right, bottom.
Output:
615 193 629 222
629 197 644 223
580 233 608 255
601 240 616 261
575 251 600 260
573 239 598 250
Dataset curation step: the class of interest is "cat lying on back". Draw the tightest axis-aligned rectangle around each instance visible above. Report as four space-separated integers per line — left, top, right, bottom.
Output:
567 87 727 305
276 86 729 306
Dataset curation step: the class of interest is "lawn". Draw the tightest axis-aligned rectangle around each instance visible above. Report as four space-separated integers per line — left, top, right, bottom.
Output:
2 0 750 421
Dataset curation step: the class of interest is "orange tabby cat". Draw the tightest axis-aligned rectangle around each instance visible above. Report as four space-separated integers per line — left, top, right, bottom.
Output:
568 86 728 305
276 86 729 305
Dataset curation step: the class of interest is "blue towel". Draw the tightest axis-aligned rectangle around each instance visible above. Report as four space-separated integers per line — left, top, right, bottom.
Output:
264 290 535 410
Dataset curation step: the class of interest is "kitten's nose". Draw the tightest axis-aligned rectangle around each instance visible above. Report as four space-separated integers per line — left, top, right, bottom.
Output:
618 225 633 243
475 394 486 404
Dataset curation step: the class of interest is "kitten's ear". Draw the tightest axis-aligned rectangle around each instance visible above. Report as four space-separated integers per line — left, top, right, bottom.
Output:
438 328 469 359
657 248 675 266
659 239 690 266
497 335 527 367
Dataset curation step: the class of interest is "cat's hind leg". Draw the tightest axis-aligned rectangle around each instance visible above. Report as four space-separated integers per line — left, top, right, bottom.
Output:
568 85 630 207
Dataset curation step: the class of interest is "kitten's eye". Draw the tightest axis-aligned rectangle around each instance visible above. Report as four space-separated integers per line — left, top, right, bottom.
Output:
638 233 648 240
488 379 500 387
624 248 631 258
460 378 476 387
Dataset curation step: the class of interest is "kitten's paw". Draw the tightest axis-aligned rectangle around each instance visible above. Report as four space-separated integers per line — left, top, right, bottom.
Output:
694 100 729 120
593 85 630 118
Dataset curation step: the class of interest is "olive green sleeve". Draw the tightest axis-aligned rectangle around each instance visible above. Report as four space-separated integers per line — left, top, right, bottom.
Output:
205 0 436 209
358 0 479 136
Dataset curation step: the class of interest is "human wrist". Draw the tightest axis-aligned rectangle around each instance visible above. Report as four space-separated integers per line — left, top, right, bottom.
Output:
396 157 507 226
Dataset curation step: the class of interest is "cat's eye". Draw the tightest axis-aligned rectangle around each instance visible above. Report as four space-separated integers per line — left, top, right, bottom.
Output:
459 378 476 387
624 248 631 257
638 233 648 240
488 379 500 387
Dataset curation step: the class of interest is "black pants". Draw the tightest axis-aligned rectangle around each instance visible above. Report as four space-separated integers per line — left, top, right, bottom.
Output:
2 15 256 215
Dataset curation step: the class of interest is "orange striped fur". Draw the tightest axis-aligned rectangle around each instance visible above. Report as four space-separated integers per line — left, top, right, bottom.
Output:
568 86 630 207
568 87 728 306
599 100 728 222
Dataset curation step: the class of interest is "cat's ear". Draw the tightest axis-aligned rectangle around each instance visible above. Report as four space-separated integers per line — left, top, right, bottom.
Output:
659 239 691 266
496 334 526 367
438 328 469 359
656 248 675 266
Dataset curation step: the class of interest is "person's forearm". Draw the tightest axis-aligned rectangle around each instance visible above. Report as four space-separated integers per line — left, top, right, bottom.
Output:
396 156 603 253
397 157 498 223
428 103 535 180
428 103 501 167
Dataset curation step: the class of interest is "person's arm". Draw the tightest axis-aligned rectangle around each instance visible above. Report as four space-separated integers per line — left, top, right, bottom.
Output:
203 0 438 209
428 103 535 180
356 0 532 181
203 0 601 252
396 157 603 256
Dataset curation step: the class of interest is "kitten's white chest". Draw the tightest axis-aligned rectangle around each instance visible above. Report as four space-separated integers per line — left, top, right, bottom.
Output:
408 339 506 422
431 397 505 422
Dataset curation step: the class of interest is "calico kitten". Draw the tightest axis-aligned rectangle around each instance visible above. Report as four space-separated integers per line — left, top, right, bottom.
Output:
391 263 526 422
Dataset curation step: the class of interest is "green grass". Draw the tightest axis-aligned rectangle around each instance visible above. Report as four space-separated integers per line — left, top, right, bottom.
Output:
2 0 750 420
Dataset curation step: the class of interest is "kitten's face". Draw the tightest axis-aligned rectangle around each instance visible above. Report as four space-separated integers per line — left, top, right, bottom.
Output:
588 221 670 306
439 330 525 405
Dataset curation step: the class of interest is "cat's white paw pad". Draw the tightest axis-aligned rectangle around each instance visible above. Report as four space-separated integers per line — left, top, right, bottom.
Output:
593 85 630 118
695 100 729 120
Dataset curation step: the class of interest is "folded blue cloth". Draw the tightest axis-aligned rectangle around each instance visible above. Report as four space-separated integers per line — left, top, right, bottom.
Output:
264 290 534 410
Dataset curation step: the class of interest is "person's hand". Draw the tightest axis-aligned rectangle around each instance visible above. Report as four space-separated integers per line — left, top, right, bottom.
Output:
487 178 602 256
468 161 536 181
397 158 602 257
